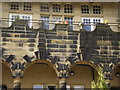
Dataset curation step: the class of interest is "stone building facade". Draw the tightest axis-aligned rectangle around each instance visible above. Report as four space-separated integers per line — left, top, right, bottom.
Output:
0 1 120 90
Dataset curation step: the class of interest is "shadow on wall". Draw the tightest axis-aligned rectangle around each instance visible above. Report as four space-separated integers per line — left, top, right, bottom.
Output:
2 63 13 88
111 66 120 89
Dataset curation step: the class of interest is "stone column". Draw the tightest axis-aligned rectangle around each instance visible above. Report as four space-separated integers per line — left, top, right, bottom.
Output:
104 72 112 88
13 77 22 90
59 78 67 90
12 68 23 90
105 79 111 88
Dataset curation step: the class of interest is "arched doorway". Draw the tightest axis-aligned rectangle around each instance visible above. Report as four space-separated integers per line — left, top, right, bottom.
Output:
111 65 120 89
2 63 13 88
66 62 98 89
21 60 58 89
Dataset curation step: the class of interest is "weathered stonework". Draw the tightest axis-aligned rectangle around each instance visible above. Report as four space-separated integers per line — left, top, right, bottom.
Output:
1 20 120 89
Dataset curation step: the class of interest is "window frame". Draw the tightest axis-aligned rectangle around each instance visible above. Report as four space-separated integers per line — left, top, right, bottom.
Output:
81 17 103 31
40 15 50 29
74 85 84 90
64 4 73 13
52 16 62 22
92 4 102 14
9 13 32 27
10 2 20 10
33 84 43 90
81 4 90 14
52 3 61 12
23 2 32 11
64 16 74 30
40 3 49 12
66 85 70 90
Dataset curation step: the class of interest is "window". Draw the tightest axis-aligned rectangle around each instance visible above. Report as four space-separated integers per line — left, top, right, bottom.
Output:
40 3 49 12
82 17 103 31
64 17 73 30
53 4 61 12
74 85 84 90
93 5 102 14
9 13 32 27
66 85 70 90
81 5 89 14
52 16 62 22
33 85 43 90
47 85 56 90
41 16 49 29
64 4 73 13
9 13 19 26
23 2 32 11
50 16 62 29
21 14 32 27
10 2 19 10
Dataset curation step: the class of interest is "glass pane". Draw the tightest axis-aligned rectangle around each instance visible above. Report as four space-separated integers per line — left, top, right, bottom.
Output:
41 16 49 29
66 85 70 90
20 15 32 27
74 85 84 90
83 25 92 31
33 85 43 90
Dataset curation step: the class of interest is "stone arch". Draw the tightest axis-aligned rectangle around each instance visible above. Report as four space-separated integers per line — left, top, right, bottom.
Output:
23 60 57 75
21 60 59 88
111 65 120 89
1 61 10 69
66 61 98 88
70 61 98 71
1 62 13 88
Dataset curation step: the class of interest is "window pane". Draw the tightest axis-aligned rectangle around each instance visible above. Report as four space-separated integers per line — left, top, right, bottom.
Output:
9 13 19 26
52 16 62 21
41 16 49 29
66 85 70 90
53 4 61 12
64 17 73 30
33 85 43 90
9 13 32 27
81 5 89 14
10 2 19 10
50 16 62 29
82 18 103 31
23 2 32 11
64 4 73 13
20 14 32 27
93 5 102 14
74 85 84 90
41 3 49 12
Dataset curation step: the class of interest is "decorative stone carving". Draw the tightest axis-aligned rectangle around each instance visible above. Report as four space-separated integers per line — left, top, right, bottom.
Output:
55 60 70 78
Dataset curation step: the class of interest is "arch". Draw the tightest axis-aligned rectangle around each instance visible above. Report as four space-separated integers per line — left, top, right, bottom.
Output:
1 60 10 69
2 63 13 88
111 65 120 89
66 61 99 88
70 61 98 71
23 60 57 75
21 60 58 88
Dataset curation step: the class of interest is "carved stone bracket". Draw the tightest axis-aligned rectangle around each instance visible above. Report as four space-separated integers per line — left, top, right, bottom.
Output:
10 62 26 79
10 61 26 90
55 60 70 78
